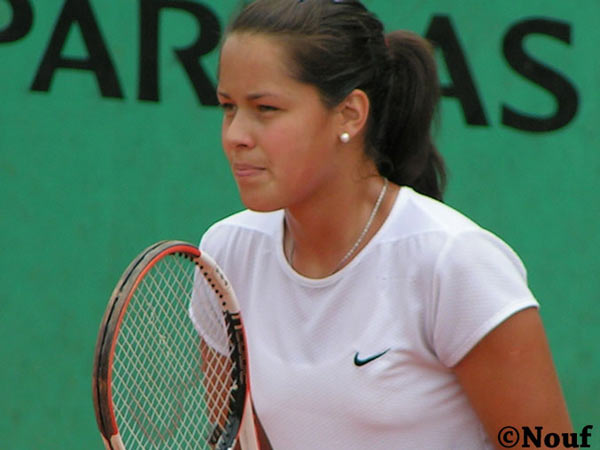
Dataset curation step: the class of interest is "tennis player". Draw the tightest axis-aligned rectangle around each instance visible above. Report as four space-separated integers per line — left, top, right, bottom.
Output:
199 0 572 448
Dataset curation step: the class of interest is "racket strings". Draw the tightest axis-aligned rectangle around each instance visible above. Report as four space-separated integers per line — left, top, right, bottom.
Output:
114 258 204 448
111 254 237 449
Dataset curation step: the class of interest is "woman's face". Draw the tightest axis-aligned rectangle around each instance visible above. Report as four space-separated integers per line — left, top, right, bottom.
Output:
217 33 343 212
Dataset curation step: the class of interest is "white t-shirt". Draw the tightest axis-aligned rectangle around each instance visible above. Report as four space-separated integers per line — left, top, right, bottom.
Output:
197 187 539 449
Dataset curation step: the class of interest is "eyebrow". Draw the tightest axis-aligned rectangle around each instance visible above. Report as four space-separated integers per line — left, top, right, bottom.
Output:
217 91 279 101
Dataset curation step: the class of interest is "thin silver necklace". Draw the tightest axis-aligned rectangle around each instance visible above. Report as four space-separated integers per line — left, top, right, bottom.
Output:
288 177 389 274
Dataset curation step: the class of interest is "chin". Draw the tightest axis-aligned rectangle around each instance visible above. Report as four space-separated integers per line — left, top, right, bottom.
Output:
239 192 283 213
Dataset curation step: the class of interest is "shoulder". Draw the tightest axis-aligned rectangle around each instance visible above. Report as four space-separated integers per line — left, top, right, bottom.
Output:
378 187 487 263
205 208 283 235
391 187 480 239
390 192 538 367
200 208 283 253
382 187 528 280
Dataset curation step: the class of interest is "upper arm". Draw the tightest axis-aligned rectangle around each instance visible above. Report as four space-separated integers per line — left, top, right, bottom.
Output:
453 307 572 448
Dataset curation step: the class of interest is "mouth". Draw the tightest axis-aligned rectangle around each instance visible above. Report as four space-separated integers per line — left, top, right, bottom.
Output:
232 163 266 178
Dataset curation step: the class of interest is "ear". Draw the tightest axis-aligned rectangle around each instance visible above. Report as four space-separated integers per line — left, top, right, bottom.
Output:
336 89 370 140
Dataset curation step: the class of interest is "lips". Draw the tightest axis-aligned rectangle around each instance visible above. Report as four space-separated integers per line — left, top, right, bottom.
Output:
232 162 266 178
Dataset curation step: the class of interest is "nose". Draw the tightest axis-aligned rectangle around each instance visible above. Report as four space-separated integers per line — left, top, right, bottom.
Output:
222 110 255 150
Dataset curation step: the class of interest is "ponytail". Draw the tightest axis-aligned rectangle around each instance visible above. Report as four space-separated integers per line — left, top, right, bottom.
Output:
226 0 447 201
371 31 446 201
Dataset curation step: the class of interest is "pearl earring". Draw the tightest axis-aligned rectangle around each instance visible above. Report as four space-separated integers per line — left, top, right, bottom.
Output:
340 132 351 143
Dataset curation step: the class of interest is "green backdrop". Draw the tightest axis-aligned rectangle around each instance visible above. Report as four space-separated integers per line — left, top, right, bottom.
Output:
1 0 598 448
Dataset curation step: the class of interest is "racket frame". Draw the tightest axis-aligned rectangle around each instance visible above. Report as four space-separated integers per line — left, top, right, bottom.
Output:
92 241 255 450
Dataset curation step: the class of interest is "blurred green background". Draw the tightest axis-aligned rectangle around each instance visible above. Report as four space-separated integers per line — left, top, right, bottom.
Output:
1 0 598 448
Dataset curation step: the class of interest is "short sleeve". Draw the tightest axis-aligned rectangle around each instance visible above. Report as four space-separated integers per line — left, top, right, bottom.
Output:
431 230 539 367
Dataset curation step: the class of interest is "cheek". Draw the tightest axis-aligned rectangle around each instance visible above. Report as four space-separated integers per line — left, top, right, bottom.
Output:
259 124 302 164
268 135 312 179
266 119 302 144
268 115 330 158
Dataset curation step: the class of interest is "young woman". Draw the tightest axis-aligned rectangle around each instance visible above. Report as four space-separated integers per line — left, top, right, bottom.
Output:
199 0 572 448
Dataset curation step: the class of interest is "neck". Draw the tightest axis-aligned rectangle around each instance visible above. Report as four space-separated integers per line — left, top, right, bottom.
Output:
284 176 396 278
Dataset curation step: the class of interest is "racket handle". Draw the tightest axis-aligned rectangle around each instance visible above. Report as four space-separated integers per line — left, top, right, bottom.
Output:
238 393 260 450
101 433 125 450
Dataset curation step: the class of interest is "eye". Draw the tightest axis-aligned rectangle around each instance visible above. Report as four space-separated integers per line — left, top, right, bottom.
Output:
219 102 235 112
219 103 237 117
258 105 279 113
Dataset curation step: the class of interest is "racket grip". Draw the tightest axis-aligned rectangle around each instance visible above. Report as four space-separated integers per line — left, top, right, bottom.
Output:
238 392 261 450
101 433 125 450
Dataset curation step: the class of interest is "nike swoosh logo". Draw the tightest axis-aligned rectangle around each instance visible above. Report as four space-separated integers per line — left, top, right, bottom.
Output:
353 348 390 366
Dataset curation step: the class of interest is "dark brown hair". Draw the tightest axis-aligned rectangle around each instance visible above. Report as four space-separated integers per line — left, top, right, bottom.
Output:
226 0 446 201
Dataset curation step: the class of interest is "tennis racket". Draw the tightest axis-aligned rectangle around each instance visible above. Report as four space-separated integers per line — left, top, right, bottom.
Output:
92 240 268 450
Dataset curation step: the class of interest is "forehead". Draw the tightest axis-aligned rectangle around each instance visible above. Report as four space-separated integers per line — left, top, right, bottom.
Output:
218 32 297 93
221 32 288 64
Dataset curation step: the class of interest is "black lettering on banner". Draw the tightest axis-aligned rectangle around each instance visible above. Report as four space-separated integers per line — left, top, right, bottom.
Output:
0 0 33 43
502 18 579 132
425 15 489 126
30 0 123 98
139 0 220 104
